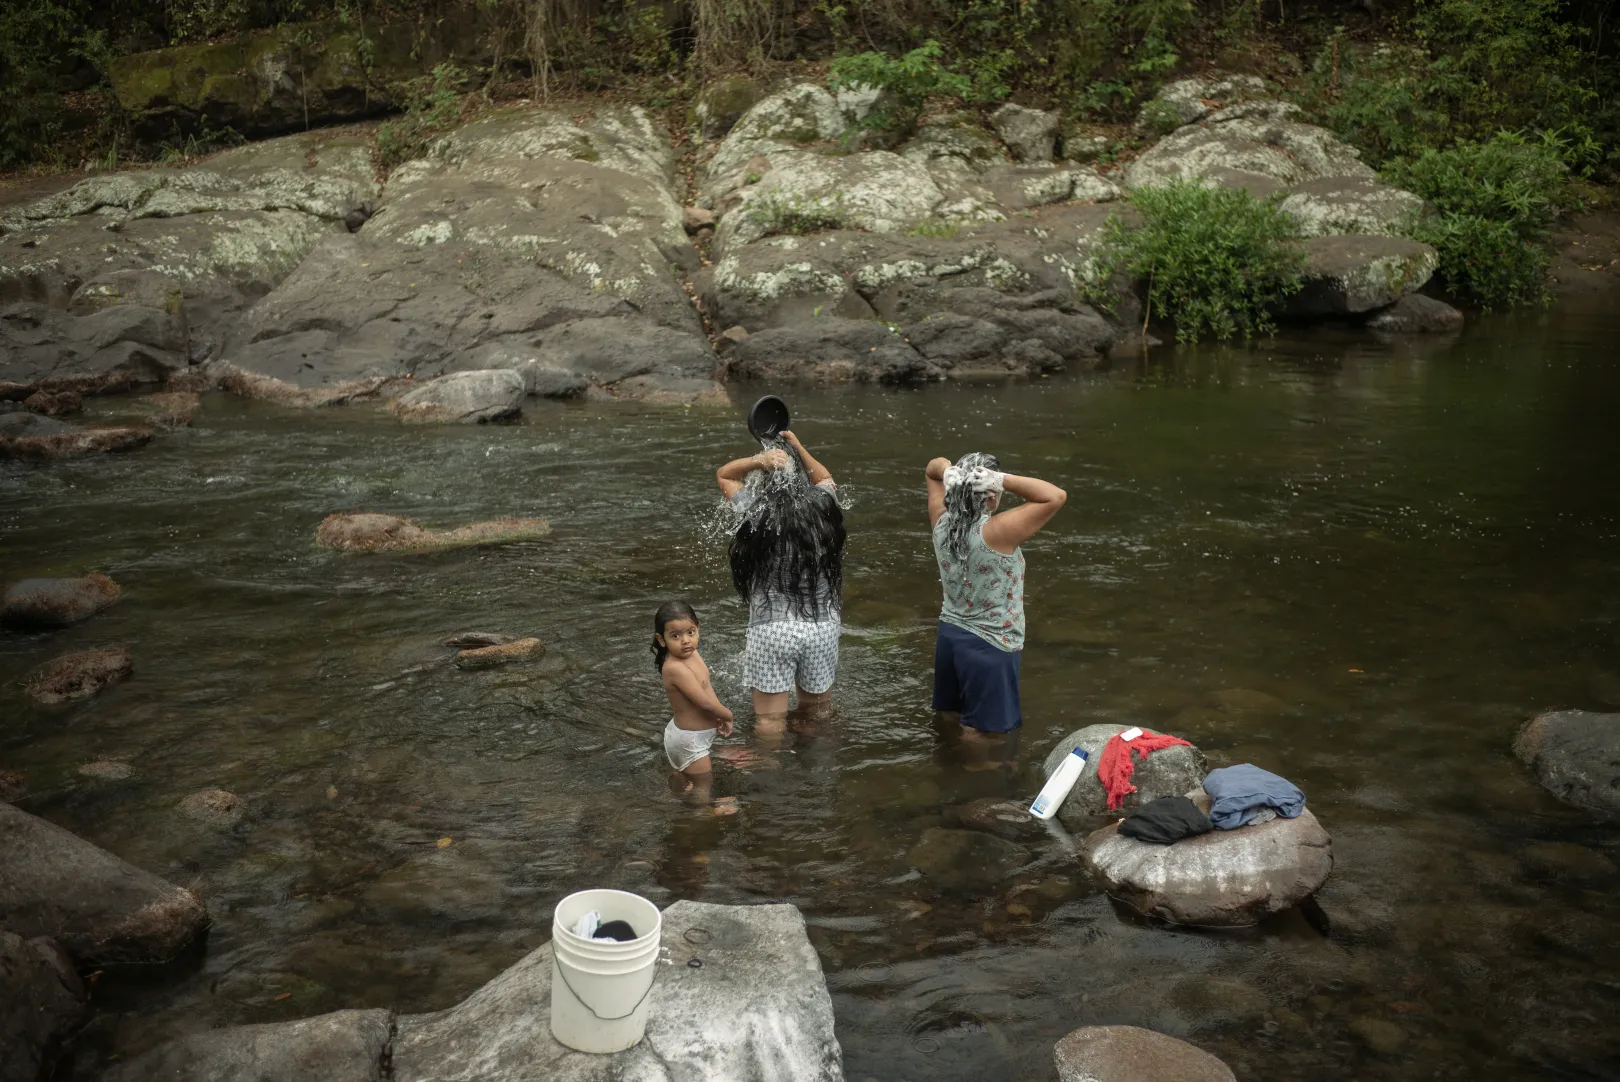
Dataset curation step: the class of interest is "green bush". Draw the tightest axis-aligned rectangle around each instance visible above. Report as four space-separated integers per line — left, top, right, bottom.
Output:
1383 132 1569 308
1091 181 1304 343
829 40 973 134
376 62 465 171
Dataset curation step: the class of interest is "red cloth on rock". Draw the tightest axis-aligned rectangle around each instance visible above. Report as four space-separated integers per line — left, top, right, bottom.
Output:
1097 731 1193 811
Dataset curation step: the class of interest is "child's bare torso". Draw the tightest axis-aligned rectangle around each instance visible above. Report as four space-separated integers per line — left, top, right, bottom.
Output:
663 654 716 731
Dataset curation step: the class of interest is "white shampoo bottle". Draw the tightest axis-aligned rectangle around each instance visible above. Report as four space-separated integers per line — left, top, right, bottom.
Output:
1029 748 1089 820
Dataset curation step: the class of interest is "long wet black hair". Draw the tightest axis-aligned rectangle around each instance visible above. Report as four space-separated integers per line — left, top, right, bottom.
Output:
938 451 1001 561
728 440 846 620
652 600 699 671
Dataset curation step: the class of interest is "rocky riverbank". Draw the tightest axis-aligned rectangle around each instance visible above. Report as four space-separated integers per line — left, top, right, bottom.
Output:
0 69 1471 442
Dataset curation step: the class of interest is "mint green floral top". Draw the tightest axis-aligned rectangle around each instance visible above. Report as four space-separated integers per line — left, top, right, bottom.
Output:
933 514 1026 652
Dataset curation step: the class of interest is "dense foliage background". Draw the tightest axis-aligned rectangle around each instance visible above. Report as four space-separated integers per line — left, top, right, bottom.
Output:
3 0 1618 312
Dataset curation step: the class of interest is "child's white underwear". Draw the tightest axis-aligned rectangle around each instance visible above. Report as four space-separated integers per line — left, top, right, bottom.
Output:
663 720 716 771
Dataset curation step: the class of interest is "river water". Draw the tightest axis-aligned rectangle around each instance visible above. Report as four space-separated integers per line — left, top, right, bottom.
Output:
4 305 1619 1081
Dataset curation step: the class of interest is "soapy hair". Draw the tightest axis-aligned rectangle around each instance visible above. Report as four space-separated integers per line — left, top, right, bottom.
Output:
652 600 699 671
728 438 845 620
939 451 1001 561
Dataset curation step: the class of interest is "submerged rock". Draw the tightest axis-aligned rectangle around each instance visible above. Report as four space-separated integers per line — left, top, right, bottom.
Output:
0 412 153 462
0 770 25 802
24 646 133 705
314 513 550 554
134 391 201 429
0 802 209 966
388 370 526 424
1515 710 1620 821
1 574 121 630
180 788 244 827
21 390 83 416
0 930 87 1082
1366 293 1465 334
78 760 134 781
441 632 519 648
1055 1025 1236 1082
1082 794 1332 927
908 827 1026 890
455 638 544 670
942 797 1048 842
1041 724 1207 828
102 1008 393 1082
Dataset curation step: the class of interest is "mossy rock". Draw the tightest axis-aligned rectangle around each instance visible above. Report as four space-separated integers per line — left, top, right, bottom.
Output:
692 76 764 141
108 20 486 140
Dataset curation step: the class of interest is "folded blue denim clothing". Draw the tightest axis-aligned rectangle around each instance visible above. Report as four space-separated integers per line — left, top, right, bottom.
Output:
1203 764 1305 830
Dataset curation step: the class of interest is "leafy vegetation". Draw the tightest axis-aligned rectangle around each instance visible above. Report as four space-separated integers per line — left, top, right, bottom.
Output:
376 62 466 169
1383 133 1570 308
1091 181 1305 343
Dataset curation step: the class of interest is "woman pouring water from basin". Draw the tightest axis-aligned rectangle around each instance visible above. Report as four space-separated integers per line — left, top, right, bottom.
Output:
715 397 846 737
925 452 1066 764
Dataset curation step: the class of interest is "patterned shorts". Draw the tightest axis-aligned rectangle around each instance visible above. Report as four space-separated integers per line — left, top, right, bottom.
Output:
745 616 841 695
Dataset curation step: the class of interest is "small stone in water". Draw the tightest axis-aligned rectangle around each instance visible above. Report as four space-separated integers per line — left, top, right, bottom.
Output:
79 759 133 780
437 837 454 848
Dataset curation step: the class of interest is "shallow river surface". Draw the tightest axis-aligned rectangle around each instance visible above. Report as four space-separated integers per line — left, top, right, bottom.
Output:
5 307 1620 1081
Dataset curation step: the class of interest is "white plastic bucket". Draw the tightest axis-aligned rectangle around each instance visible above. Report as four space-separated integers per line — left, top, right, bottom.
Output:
550 889 662 1054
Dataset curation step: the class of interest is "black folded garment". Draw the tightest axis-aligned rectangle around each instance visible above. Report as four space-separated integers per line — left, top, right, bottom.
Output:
1117 796 1213 845
593 919 639 942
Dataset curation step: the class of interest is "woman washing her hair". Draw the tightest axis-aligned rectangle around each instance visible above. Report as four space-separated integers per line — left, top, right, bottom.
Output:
925 452 1066 752
716 430 846 731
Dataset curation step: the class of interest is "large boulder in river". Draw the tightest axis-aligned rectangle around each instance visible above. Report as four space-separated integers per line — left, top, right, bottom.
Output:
1 574 121 630
389 370 526 424
0 134 378 369
315 513 550 554
0 802 209 966
0 302 187 397
0 930 87 1082
1055 1025 1236 1082
107 902 844 1082
1366 293 1465 334
103 1009 394 1082
1081 794 1333 927
227 107 721 405
1291 235 1439 316
1041 724 1207 830
24 646 133 705
1515 710 1620 821
0 412 153 462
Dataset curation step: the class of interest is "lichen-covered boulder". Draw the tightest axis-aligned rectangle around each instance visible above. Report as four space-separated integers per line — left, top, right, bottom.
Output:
1136 75 1267 132
1515 710 1620 821
1041 724 1207 830
0 133 376 369
227 108 718 404
1279 177 1426 238
389 370 526 424
716 150 944 251
1125 109 1375 191
1055 1025 1236 1082
0 802 210 966
1291 235 1439 315
979 164 1120 211
725 318 936 384
0 412 153 462
0 931 87 1082
24 646 133 705
1367 293 1465 334
314 513 550 554
1 574 121 630
703 84 850 198
991 103 1060 162
1082 797 1333 927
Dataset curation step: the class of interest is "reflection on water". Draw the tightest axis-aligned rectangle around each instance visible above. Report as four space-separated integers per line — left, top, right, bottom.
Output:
4 303 1620 1081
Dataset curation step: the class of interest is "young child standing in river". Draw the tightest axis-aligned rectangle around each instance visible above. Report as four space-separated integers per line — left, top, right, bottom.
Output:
652 601 737 811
